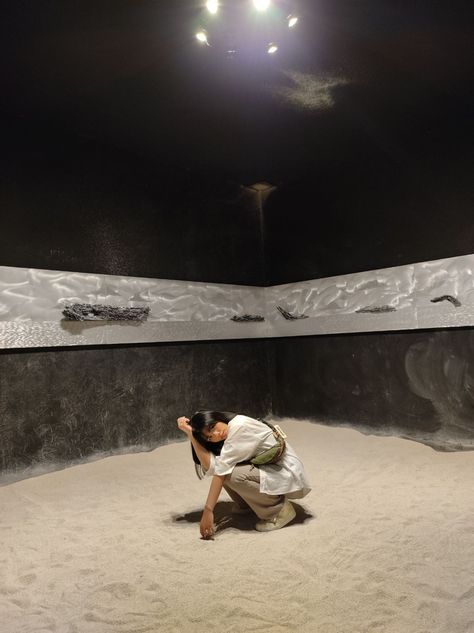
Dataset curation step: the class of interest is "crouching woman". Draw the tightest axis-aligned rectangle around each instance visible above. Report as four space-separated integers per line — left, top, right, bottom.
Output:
176 411 311 539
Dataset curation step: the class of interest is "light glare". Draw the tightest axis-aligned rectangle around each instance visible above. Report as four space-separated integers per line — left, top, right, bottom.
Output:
206 0 218 14
196 31 208 44
288 15 298 28
254 0 270 11
268 43 278 54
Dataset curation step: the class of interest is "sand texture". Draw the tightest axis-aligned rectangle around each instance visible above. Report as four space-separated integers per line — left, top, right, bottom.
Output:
1 419 473 633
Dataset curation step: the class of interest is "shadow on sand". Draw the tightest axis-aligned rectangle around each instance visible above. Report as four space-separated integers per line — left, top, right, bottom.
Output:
173 500 314 536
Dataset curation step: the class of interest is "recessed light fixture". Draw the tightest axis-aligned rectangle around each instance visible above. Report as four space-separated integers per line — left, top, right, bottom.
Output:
194 1 298 56
288 15 298 28
196 30 209 45
206 0 218 14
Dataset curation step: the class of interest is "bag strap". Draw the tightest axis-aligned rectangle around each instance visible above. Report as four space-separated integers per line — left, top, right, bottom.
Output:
258 418 287 441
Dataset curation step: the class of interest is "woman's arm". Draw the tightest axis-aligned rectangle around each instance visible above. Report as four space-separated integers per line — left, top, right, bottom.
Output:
176 417 225 539
204 475 225 512
200 475 225 539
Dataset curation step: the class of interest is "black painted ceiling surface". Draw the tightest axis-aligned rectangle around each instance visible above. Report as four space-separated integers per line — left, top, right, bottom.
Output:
1 0 472 185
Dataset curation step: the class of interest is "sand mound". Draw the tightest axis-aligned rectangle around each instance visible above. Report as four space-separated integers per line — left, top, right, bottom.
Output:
1 419 473 633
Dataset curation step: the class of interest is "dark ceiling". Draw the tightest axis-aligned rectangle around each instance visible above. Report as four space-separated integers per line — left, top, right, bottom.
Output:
1 0 472 184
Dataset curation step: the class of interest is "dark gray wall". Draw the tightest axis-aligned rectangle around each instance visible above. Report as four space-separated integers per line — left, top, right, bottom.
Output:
2 118 473 481
271 329 474 450
0 133 271 479
0 340 272 478
262 68 474 449
0 132 264 285
264 152 473 285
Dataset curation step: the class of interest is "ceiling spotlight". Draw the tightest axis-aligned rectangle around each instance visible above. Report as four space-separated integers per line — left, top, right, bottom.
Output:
206 0 218 14
196 30 209 45
288 15 298 28
253 0 270 11
267 43 278 54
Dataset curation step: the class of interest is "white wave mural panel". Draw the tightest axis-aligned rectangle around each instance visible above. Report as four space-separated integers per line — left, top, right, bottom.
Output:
1 254 474 349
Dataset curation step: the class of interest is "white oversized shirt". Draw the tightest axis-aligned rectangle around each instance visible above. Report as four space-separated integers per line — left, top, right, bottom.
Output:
204 415 311 498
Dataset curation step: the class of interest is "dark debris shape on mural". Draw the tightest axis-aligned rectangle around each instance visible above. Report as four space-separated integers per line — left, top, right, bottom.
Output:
355 305 397 313
431 295 462 308
62 303 150 321
276 306 308 320
230 314 265 322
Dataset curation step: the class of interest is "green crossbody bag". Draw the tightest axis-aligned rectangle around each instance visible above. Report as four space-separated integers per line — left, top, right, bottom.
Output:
250 420 287 465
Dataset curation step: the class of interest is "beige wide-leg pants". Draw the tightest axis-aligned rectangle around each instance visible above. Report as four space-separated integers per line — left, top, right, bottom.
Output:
223 464 285 521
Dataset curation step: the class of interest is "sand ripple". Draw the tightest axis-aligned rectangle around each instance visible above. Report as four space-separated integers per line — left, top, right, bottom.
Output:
0 420 473 633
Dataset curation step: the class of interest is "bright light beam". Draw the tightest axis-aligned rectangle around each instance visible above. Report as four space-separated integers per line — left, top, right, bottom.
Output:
254 0 270 12
268 43 278 54
288 15 298 28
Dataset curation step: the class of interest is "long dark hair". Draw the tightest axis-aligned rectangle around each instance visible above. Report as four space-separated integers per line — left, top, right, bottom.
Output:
189 410 237 466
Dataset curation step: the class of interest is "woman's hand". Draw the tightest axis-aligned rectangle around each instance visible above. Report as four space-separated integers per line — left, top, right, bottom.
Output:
200 508 215 540
177 416 193 437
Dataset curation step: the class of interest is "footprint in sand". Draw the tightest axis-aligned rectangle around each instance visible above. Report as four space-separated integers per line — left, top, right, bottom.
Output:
10 597 32 609
97 582 134 599
18 573 37 585
459 586 474 600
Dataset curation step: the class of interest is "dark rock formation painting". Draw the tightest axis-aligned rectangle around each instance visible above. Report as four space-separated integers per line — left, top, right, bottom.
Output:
63 304 150 321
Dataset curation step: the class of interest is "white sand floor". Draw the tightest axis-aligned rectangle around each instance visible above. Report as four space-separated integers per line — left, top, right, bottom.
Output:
1 419 473 633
